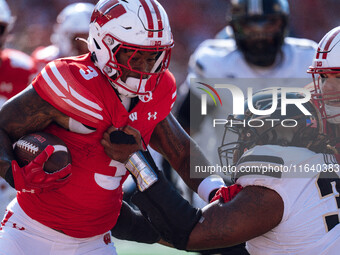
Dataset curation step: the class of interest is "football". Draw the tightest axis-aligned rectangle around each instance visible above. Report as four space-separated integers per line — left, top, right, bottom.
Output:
13 132 71 173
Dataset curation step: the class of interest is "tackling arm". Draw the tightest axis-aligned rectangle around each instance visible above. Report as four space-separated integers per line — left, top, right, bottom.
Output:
149 113 215 193
125 148 283 250
187 185 283 250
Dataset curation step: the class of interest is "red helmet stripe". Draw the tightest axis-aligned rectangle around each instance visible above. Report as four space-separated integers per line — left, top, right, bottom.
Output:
140 0 154 38
316 47 321 60
316 33 329 59
150 0 163 38
322 29 340 59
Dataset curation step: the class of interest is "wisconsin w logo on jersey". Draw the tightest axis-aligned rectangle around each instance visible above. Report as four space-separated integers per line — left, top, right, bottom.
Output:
129 112 137 122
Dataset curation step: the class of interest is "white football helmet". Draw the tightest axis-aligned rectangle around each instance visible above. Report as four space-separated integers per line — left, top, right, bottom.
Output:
308 26 340 124
88 0 173 101
0 0 14 48
51 2 94 57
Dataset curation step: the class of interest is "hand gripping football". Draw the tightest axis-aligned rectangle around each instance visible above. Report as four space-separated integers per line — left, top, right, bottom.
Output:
13 132 71 173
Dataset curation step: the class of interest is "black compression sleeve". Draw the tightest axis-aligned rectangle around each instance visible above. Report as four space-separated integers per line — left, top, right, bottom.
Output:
131 172 202 250
111 201 160 244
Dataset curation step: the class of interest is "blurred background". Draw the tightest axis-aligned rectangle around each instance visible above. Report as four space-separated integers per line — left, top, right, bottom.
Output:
4 0 340 254
7 0 340 86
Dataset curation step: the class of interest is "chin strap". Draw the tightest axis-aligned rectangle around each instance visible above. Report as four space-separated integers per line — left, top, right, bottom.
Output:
109 77 153 102
139 91 153 102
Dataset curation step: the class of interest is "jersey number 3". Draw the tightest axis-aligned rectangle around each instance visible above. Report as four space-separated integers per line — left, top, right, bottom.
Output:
316 171 340 232
80 66 98 80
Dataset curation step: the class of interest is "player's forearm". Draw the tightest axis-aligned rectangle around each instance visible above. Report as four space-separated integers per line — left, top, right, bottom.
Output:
187 186 283 250
150 113 211 192
186 201 243 250
172 141 205 192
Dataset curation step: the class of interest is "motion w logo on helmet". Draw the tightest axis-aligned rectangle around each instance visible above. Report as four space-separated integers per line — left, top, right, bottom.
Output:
91 0 127 26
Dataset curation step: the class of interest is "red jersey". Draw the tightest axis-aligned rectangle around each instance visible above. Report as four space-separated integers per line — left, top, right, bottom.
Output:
18 53 176 238
0 49 37 106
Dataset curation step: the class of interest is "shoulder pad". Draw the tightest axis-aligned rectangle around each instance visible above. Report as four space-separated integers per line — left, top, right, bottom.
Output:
234 150 284 180
6 49 35 71
234 145 320 181
154 70 177 111
199 38 236 50
32 45 60 63
188 39 236 77
284 37 318 50
33 59 104 127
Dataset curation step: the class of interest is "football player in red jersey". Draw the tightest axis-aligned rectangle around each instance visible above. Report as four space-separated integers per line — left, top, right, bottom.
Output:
0 0 36 106
308 26 340 163
31 2 95 72
0 1 217 254
0 0 37 217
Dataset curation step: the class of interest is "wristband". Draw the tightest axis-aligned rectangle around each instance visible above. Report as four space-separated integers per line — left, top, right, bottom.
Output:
125 150 158 192
197 175 225 203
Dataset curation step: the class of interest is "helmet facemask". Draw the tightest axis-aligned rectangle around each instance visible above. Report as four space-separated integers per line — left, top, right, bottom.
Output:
309 69 340 124
97 34 172 102
231 14 287 67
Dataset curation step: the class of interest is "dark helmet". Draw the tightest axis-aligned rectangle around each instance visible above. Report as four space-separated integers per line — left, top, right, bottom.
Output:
0 0 13 49
229 0 289 67
218 88 333 167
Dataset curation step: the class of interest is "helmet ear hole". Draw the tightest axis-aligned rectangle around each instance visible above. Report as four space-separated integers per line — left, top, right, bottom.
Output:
111 45 120 54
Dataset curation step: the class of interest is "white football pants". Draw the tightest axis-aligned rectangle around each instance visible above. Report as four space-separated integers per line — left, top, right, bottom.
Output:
0 198 117 255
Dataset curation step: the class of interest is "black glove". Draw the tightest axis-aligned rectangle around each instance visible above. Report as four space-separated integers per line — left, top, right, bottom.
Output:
111 201 160 244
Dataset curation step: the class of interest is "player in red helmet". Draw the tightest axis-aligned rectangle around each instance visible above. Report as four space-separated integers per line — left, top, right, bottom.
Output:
308 26 340 163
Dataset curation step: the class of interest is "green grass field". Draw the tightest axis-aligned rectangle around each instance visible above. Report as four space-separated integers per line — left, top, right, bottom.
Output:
112 238 199 255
